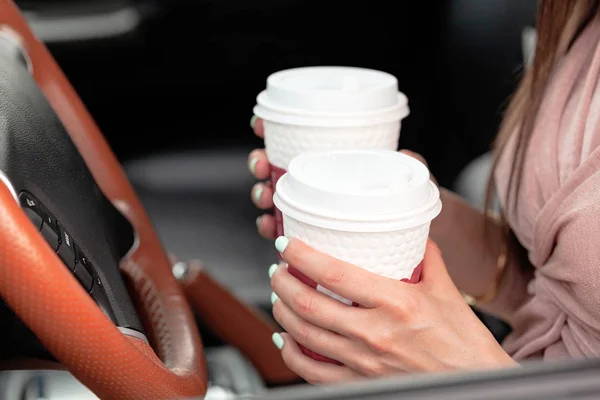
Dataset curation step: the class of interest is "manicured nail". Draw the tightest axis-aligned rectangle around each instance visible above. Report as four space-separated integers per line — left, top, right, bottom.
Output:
275 236 289 253
253 186 263 203
271 292 279 305
256 216 263 230
268 263 279 278
272 333 284 350
250 115 258 129
249 157 259 176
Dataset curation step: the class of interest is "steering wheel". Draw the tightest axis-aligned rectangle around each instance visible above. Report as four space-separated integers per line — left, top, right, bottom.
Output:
0 1 208 399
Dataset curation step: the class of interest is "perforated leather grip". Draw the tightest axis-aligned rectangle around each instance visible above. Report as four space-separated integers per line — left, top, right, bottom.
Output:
0 1 208 398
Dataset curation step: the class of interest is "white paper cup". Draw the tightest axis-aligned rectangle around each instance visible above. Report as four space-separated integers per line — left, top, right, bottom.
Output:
253 66 410 237
273 149 441 363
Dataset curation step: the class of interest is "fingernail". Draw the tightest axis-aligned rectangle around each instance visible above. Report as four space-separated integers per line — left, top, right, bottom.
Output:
253 186 264 203
256 216 263 230
250 115 258 129
249 157 259 176
268 263 279 278
272 333 284 350
271 292 279 304
275 236 289 253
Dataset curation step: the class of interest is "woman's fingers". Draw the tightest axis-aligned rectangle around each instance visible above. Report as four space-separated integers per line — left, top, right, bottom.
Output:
276 333 362 384
251 182 274 209
275 237 399 308
271 264 365 338
248 120 276 237
272 296 369 368
420 239 457 293
256 214 277 240
399 149 427 166
273 292 399 378
248 149 270 180
399 149 437 185
251 116 265 138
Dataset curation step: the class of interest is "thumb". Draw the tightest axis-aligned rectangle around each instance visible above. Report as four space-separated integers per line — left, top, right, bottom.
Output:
419 239 452 287
399 149 427 167
399 150 438 186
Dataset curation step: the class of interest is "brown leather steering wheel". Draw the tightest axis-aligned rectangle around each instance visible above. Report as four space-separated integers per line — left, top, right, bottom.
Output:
0 1 208 399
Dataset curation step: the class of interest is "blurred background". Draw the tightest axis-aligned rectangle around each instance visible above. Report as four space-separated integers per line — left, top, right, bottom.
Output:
22 0 536 308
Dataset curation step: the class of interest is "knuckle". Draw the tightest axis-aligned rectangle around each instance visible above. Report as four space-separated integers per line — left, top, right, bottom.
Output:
285 247 302 267
303 370 324 385
308 375 326 385
292 289 315 315
389 293 418 318
359 358 387 377
365 328 395 355
345 319 370 342
298 364 325 385
322 264 346 287
294 323 312 345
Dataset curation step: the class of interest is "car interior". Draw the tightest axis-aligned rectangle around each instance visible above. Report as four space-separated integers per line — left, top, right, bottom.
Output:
1 0 599 399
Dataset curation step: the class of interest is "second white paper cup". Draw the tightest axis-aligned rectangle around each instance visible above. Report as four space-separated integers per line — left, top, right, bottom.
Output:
274 149 441 305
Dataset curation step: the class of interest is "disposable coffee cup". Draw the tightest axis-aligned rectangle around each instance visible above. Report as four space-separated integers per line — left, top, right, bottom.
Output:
253 66 410 240
273 149 441 364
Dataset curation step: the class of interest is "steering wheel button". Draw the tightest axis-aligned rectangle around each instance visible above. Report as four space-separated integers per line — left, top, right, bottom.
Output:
41 212 58 232
57 243 76 271
40 222 59 251
78 251 89 267
73 262 93 292
23 208 42 231
60 229 74 250
19 192 38 210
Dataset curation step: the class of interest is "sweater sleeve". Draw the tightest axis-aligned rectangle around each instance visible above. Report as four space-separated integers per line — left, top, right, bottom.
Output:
533 197 600 358
490 166 600 359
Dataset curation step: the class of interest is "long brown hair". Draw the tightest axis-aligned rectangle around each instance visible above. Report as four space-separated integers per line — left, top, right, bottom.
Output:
486 0 600 256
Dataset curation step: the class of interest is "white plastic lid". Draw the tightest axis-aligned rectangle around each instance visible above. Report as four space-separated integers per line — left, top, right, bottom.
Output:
254 66 409 127
274 149 441 232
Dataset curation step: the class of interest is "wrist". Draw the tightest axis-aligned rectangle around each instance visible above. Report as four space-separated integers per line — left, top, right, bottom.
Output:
431 188 508 299
467 337 519 370
487 347 519 369
455 340 517 370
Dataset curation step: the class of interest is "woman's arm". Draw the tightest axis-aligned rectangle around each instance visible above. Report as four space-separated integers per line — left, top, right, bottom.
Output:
524 181 600 358
394 150 515 301
432 189 532 320
431 188 504 297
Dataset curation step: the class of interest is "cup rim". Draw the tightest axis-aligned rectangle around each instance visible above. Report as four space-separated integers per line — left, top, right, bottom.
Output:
274 179 441 232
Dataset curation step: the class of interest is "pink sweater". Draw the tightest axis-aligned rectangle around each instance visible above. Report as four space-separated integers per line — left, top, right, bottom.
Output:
487 14 600 360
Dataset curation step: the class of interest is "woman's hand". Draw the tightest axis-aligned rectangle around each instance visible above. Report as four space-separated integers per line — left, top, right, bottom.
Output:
248 116 278 240
269 236 517 384
247 116 433 240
